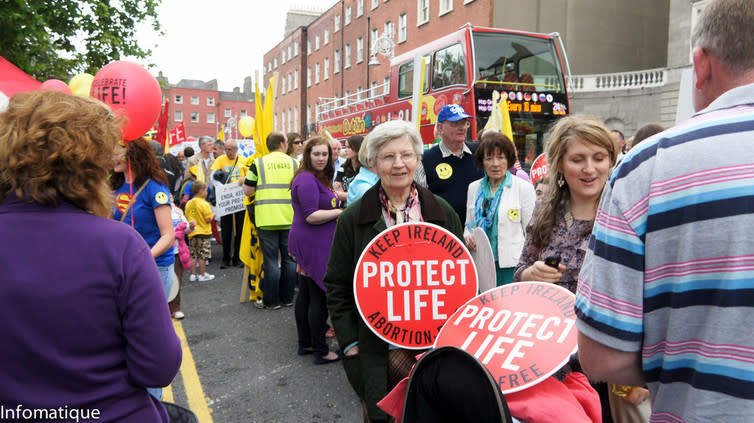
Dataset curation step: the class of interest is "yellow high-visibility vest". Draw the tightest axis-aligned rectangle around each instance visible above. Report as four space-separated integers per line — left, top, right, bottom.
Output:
252 151 297 229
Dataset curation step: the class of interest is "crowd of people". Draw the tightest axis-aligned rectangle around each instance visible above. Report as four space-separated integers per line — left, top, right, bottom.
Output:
0 1 751 422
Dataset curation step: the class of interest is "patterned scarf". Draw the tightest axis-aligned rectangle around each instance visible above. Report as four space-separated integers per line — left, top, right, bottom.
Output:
466 174 506 232
379 183 423 226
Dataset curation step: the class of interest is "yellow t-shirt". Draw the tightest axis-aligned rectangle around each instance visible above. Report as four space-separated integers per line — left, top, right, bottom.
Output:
185 197 213 238
210 155 248 183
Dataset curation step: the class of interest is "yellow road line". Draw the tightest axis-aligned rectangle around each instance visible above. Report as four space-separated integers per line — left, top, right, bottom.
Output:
173 320 214 423
163 384 174 403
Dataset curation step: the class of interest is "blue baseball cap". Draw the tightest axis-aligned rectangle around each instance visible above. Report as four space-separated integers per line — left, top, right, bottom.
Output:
437 104 472 123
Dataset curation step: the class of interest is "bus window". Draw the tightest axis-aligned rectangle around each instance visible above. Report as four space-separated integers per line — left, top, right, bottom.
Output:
397 57 431 99
473 32 565 94
432 43 467 90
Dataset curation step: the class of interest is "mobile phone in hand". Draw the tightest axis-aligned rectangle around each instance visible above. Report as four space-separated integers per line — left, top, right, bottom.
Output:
544 254 561 269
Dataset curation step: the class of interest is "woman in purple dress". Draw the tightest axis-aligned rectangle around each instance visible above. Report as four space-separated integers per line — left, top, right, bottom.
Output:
288 137 343 364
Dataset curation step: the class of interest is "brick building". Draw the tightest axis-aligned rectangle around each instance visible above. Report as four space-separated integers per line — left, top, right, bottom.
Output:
263 0 671 137
157 73 256 140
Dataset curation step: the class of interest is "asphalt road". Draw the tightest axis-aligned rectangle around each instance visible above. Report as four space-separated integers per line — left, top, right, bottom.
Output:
166 242 362 423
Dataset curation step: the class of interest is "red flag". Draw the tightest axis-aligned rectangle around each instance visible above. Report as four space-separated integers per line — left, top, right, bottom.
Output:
155 99 169 152
168 121 186 146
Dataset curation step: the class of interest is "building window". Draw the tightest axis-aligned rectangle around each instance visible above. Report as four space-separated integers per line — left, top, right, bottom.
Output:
357 0 363 16
324 29 329 45
174 94 182 104
294 106 299 131
190 95 199 105
294 41 299 56
191 112 199 123
357 86 363 101
315 35 320 51
315 62 320 84
345 90 351 105
307 105 311 126
207 112 215 124
345 6 351 25
281 50 286 64
357 37 364 63
384 77 390 94
294 69 299 89
307 67 312 87
224 108 232 118
334 50 340 73
240 109 247 117
398 13 407 43
324 58 330 80
417 0 429 25
371 81 378 97
385 20 393 38
335 14 340 32
288 73 292 92
288 45 293 60
207 97 215 106
371 0 378 10
439 0 453 15
307 40 311 55
345 44 351 68
372 28 379 47
273 58 278 68
174 110 183 121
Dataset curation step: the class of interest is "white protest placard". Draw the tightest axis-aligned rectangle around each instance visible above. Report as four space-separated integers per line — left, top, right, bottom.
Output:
214 184 246 217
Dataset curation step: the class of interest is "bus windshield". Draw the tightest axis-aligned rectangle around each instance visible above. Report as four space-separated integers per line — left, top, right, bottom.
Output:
472 31 566 94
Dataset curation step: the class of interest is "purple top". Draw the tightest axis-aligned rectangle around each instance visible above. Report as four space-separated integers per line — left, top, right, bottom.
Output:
513 201 591 294
0 195 182 422
288 171 339 290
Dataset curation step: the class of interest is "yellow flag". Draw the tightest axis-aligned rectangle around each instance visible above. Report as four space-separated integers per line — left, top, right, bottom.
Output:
217 126 224 141
239 199 264 302
499 91 514 141
483 90 514 142
260 76 275 157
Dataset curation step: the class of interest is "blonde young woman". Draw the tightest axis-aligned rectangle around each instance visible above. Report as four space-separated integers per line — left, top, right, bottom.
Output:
514 116 647 423
514 116 617 293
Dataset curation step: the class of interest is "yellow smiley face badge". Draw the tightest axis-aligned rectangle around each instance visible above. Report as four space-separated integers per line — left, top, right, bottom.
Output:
507 208 520 221
435 163 453 180
331 197 337 208
155 192 169 205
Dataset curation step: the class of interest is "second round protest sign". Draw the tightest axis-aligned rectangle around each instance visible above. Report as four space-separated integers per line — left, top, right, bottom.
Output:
434 281 578 394
354 222 478 349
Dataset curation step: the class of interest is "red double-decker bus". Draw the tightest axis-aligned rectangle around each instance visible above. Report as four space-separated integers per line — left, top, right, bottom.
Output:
317 24 571 170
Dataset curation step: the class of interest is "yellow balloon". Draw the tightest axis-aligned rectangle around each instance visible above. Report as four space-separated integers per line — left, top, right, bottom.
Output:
238 116 255 138
68 73 95 97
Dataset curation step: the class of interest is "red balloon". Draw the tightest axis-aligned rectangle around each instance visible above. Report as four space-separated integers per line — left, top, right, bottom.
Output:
40 79 72 94
90 61 162 142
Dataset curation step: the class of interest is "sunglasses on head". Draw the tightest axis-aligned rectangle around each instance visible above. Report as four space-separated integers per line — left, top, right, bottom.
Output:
293 140 303 145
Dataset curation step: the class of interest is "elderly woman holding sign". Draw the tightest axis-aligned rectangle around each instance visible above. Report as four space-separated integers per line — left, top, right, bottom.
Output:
464 131 536 287
324 120 464 423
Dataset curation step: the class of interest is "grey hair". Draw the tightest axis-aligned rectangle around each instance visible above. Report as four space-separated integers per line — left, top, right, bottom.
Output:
691 0 754 73
198 136 214 147
224 139 237 148
365 120 423 167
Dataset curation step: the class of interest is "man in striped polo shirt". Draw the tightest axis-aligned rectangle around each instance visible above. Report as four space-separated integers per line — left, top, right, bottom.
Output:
575 1 754 421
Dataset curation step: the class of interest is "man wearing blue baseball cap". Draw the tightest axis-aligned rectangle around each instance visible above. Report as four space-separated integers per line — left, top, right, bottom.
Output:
415 104 483 220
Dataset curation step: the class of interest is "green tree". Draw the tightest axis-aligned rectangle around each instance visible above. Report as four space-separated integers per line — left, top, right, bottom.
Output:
0 0 162 81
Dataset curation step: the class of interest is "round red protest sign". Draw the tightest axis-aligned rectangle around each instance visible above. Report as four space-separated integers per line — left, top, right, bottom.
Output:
434 281 577 394
529 153 549 185
354 222 478 349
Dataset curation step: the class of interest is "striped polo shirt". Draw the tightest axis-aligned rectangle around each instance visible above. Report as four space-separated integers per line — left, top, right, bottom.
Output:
576 83 754 422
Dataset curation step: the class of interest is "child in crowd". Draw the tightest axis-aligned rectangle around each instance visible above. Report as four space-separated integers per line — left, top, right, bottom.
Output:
185 181 215 282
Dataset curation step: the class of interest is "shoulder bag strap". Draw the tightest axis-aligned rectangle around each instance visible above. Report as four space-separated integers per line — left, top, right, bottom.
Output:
119 179 151 222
